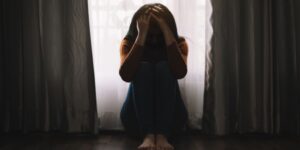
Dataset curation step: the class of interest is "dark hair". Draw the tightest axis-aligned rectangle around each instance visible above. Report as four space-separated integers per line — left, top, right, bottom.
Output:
124 3 182 45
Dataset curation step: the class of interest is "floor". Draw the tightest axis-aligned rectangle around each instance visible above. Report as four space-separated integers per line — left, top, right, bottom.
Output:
0 130 299 150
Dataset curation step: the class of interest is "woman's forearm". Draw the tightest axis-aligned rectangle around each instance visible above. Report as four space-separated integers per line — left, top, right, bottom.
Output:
162 28 187 79
119 35 145 82
165 42 187 79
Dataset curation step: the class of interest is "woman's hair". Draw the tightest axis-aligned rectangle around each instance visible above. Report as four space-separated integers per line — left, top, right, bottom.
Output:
124 3 182 45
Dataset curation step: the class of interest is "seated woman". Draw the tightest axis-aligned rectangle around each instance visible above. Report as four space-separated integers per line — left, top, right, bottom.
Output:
119 3 189 150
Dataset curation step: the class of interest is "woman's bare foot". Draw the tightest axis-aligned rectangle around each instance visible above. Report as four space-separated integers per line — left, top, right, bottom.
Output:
138 134 156 150
155 134 174 150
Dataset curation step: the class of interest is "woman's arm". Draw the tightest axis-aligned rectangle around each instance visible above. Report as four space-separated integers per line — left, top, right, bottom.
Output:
119 11 151 82
150 8 188 79
165 38 188 79
162 20 188 79
119 37 145 82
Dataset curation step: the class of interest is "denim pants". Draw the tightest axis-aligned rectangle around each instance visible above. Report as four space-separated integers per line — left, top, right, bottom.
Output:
120 61 188 140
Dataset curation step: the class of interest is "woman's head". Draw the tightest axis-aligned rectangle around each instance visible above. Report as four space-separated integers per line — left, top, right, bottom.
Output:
124 3 180 46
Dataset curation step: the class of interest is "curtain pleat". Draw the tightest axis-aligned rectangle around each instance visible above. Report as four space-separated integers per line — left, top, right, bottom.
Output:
203 0 300 135
0 0 98 133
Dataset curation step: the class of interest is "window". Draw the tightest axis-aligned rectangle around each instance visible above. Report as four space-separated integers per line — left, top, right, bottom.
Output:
88 0 212 130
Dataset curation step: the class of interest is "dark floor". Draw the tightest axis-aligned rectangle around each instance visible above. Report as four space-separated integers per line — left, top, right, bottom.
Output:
0 131 299 150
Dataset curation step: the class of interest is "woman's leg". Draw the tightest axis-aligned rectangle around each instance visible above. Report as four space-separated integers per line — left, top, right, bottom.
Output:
154 61 188 139
120 61 156 139
120 83 140 139
170 85 189 137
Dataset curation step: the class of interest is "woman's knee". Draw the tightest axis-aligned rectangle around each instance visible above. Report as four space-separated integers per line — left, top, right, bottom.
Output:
155 61 175 79
136 61 155 74
133 61 155 82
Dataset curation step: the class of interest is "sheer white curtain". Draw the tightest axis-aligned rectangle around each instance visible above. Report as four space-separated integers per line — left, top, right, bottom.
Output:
88 0 211 130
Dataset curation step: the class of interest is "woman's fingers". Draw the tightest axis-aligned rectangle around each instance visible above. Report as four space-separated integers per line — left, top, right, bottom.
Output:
150 13 164 28
153 5 162 10
142 14 146 21
150 12 162 22
140 8 152 22
153 7 168 19
153 5 164 12
150 7 161 16
146 13 151 22
152 6 165 15
139 14 147 23
145 7 151 15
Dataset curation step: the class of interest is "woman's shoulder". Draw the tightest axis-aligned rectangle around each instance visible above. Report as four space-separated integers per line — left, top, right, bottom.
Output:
178 36 188 52
120 38 135 53
120 38 133 54
121 38 133 47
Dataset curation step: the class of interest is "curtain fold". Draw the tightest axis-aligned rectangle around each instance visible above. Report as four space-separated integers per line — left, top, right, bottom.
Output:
0 0 98 133
203 0 300 135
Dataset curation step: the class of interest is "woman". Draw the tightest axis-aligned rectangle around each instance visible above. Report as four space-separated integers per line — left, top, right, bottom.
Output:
119 3 189 150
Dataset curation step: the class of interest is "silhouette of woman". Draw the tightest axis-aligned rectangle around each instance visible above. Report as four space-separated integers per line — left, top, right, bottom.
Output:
119 3 189 150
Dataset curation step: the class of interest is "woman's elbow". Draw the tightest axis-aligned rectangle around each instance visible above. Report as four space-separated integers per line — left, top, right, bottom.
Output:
175 67 187 79
119 68 133 82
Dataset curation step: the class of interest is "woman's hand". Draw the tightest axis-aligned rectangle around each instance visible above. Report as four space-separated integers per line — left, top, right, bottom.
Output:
136 8 151 45
150 6 168 30
150 6 176 46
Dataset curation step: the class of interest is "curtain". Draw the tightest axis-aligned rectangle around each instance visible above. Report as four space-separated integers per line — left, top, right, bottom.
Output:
0 0 98 133
203 0 300 135
88 0 211 130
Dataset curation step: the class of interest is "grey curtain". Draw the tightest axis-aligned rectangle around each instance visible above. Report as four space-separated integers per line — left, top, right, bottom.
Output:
0 0 98 133
203 0 300 135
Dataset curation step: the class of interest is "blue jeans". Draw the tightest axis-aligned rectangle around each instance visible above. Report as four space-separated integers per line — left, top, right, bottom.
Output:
120 61 188 140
